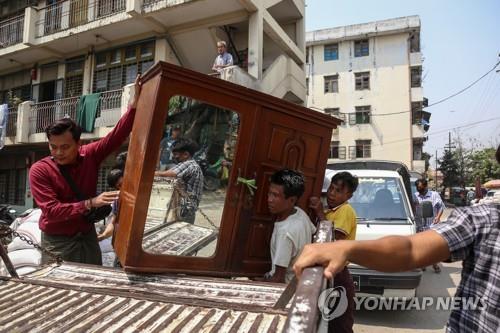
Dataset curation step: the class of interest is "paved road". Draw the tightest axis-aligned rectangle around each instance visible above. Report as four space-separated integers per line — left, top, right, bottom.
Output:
354 208 460 333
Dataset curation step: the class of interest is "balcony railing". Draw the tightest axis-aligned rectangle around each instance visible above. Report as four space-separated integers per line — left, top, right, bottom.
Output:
0 15 25 48
95 89 122 127
30 96 79 135
36 0 126 38
6 107 18 137
29 90 123 135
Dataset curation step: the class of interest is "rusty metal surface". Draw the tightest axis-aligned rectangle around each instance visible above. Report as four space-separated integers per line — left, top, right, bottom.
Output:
142 222 218 256
24 263 286 311
0 278 287 332
283 220 333 333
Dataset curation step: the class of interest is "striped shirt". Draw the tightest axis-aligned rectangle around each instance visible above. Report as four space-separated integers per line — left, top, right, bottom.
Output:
415 190 444 231
431 204 500 333
171 159 204 209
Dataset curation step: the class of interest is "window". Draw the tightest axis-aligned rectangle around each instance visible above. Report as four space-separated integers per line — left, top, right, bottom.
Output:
354 39 369 57
306 78 309 96
325 108 346 123
349 140 371 159
324 75 339 93
349 177 409 220
411 66 422 87
93 41 155 93
64 57 84 98
413 139 423 160
409 32 420 53
324 43 339 61
355 72 370 90
0 157 26 206
329 141 346 159
348 106 371 125
411 102 423 125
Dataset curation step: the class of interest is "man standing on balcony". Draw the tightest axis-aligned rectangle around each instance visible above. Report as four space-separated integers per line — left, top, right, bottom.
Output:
29 76 141 265
212 41 233 73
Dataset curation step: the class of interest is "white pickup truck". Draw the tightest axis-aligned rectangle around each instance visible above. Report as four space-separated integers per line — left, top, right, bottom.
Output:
324 160 423 298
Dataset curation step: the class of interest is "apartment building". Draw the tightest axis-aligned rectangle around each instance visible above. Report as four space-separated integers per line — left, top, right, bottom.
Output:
0 0 306 212
306 16 430 172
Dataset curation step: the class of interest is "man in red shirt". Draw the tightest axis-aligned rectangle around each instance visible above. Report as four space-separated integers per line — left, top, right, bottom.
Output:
29 76 141 265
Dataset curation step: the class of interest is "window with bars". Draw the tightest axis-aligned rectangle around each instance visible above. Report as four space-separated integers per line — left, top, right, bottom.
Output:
411 66 422 87
409 32 420 53
324 43 339 61
64 57 84 98
0 161 26 206
411 101 423 124
413 139 424 160
96 166 113 194
354 39 369 57
329 142 346 159
348 106 371 125
93 41 155 93
349 140 371 159
355 71 370 90
324 75 339 93
0 69 31 105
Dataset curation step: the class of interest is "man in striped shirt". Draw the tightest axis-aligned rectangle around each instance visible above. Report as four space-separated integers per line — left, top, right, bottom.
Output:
294 145 500 333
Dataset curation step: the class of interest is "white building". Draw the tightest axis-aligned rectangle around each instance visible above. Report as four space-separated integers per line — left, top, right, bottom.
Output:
0 0 306 212
306 16 429 172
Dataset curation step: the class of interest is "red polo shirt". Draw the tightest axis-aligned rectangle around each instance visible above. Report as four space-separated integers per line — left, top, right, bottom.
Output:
29 106 136 236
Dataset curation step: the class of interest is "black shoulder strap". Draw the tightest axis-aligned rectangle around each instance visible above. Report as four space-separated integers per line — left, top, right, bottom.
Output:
58 165 86 201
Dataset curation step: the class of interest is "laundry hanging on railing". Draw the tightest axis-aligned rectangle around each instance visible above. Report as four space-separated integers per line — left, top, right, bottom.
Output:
76 93 101 132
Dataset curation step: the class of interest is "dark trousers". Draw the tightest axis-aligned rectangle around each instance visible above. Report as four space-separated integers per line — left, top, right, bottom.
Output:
329 266 355 333
41 229 102 265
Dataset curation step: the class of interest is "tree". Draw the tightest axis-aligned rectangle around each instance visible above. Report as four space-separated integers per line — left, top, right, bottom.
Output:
439 149 460 188
468 147 500 183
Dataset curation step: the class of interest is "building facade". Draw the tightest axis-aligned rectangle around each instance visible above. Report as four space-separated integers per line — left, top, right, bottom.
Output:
0 0 306 212
306 16 429 172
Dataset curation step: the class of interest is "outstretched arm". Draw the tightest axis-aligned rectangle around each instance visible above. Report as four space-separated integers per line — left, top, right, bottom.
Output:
294 230 450 279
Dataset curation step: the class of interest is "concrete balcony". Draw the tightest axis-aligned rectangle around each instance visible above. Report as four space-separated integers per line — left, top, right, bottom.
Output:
412 160 425 173
411 87 423 102
218 55 306 102
34 0 126 39
22 89 123 143
409 52 422 66
412 124 426 138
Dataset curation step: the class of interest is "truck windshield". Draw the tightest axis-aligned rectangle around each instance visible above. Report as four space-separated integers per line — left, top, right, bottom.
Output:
349 177 409 221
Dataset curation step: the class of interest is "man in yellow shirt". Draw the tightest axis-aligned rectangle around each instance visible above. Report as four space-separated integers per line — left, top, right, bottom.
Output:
309 171 358 333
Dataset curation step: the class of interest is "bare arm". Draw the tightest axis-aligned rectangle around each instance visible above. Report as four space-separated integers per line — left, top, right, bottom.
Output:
97 217 115 241
294 230 450 279
155 170 177 178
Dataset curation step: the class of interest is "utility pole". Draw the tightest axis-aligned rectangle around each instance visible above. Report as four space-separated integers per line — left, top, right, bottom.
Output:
444 132 456 152
435 149 438 190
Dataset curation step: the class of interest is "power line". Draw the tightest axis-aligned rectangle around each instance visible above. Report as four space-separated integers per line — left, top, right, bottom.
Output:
370 115 500 147
310 59 500 117
424 60 500 109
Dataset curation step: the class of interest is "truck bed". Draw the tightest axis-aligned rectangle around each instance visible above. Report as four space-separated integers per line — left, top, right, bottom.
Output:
0 263 287 332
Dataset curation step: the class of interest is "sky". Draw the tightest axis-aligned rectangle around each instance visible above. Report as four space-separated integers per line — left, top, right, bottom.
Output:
305 0 500 160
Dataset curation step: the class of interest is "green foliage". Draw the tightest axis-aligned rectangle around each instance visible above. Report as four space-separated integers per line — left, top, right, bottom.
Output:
439 149 460 188
467 148 500 184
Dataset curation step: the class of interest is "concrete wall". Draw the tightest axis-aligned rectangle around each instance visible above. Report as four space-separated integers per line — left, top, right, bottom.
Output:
307 32 423 171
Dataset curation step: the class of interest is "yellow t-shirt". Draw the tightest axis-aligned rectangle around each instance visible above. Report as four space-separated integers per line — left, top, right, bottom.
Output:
324 203 357 240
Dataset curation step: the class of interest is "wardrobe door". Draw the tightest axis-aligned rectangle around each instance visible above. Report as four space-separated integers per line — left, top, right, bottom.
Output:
228 107 333 276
